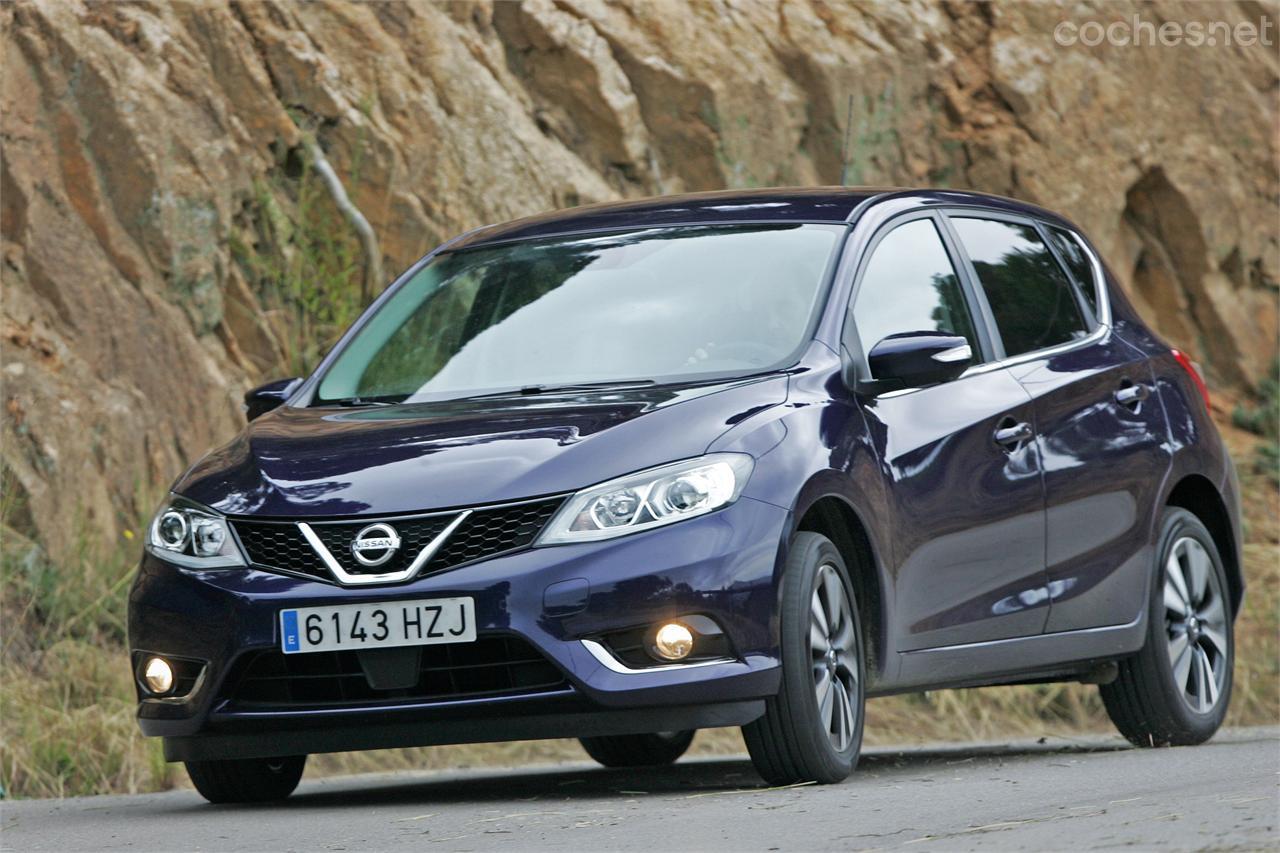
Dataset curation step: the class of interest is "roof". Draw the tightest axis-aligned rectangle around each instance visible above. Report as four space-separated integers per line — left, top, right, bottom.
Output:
448 186 1078 250
449 187 897 249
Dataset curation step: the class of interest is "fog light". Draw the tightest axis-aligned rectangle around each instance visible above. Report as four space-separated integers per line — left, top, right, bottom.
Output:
143 657 174 695
652 622 694 661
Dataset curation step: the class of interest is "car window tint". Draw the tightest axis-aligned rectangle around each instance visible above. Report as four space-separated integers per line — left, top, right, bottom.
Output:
951 217 1088 357
852 218 978 369
1045 225 1099 319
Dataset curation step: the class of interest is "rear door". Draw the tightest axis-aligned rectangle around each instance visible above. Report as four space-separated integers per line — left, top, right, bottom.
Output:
946 214 1171 632
848 212 1050 652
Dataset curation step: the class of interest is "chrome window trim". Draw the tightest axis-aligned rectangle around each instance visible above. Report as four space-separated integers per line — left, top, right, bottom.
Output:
1050 225 1110 329
580 639 737 674
298 510 471 586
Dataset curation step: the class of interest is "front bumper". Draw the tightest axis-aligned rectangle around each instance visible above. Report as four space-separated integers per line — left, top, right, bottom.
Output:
129 496 787 761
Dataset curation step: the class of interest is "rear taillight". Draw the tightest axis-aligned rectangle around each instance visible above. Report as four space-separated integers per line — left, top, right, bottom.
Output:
1171 348 1211 410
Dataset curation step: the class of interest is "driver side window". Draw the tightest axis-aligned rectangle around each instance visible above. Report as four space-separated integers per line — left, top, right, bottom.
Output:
852 218 978 367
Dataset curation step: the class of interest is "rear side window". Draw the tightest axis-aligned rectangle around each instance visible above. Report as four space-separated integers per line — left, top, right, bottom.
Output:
852 218 978 363
1044 225 1099 319
951 217 1088 357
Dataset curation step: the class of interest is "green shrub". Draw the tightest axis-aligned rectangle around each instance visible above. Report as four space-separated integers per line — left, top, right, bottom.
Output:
231 142 370 377
1232 358 1280 487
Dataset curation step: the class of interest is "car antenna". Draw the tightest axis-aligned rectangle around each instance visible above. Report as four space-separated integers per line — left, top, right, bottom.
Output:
839 93 854 187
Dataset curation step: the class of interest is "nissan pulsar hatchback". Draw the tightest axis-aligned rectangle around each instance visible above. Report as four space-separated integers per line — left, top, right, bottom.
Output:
130 188 1242 803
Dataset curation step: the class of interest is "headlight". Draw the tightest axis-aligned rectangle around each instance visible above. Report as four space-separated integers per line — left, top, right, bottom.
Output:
145 494 246 568
537 454 754 545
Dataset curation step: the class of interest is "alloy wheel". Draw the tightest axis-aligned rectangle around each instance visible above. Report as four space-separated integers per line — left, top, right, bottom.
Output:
1163 536 1229 714
809 563 859 752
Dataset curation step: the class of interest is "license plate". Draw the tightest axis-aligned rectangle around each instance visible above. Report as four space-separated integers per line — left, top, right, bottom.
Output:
279 597 475 654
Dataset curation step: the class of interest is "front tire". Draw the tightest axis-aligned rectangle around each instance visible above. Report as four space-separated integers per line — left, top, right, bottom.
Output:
579 731 694 767
185 755 307 804
743 532 865 785
1101 508 1233 746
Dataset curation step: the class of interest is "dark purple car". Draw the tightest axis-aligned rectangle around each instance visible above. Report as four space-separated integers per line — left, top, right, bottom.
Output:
130 188 1242 803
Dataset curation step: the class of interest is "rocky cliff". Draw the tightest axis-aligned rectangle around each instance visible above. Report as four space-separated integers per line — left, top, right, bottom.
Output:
3 0 1276 558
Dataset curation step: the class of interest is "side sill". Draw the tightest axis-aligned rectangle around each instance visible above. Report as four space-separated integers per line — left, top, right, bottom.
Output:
882 614 1146 695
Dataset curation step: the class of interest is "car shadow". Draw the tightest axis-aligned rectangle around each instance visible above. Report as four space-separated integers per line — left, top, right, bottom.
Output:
202 738 1134 812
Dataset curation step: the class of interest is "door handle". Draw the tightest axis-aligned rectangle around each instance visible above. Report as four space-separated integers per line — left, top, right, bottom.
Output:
993 421 1033 449
1114 383 1150 410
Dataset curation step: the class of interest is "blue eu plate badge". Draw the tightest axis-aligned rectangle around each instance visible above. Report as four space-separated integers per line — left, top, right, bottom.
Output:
281 609 301 653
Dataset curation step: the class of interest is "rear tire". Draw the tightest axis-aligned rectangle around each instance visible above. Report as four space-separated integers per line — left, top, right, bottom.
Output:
579 731 695 767
185 755 307 804
1101 508 1233 746
743 532 865 785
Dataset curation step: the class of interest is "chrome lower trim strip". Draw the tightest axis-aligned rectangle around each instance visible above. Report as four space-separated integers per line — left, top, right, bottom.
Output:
580 639 736 674
900 610 1143 656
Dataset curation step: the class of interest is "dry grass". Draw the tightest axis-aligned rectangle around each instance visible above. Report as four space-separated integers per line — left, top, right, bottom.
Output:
2 419 1276 798
0 511 172 798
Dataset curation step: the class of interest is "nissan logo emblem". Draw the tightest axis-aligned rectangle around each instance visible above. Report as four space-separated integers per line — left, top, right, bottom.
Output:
350 523 401 567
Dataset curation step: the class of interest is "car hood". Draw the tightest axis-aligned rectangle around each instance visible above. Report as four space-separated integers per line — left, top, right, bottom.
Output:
175 376 789 518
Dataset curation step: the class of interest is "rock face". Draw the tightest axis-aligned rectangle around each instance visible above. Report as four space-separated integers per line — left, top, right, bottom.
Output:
2 0 1276 557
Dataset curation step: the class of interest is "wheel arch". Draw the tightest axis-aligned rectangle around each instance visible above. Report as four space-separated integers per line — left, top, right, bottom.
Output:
791 490 890 682
1165 473 1243 618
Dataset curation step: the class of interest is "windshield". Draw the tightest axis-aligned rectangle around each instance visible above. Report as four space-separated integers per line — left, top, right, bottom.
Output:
314 224 844 404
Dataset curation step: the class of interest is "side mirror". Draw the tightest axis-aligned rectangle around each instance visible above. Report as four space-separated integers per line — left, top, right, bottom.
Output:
244 377 302 422
866 332 972 389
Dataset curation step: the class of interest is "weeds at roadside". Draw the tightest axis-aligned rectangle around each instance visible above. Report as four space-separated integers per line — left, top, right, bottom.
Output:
230 140 371 378
0 473 170 798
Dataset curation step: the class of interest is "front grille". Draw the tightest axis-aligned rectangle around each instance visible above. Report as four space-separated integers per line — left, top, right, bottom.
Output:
431 500 563 568
220 635 568 709
230 497 563 584
232 522 328 579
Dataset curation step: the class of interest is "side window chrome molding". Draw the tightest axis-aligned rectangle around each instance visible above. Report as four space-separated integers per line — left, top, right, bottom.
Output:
1075 229 1112 328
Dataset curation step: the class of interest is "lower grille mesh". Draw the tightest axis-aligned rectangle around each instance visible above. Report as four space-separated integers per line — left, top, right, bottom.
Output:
221 635 567 708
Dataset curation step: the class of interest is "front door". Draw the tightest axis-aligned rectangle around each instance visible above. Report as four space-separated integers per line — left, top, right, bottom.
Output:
848 214 1050 653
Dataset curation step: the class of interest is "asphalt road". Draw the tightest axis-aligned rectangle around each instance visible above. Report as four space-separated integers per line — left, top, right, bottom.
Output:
3 727 1276 852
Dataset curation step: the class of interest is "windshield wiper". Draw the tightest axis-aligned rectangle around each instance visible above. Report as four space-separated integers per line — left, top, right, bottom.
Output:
457 379 657 401
327 394 407 407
